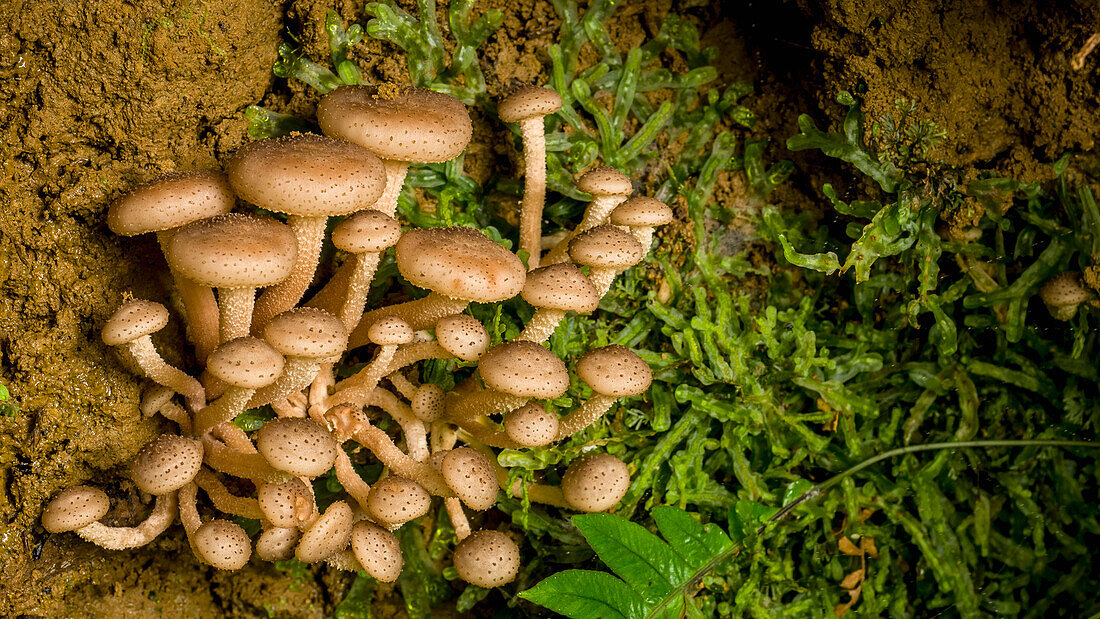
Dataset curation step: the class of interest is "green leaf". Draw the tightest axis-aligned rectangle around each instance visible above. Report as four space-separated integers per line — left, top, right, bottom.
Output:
520 570 648 619
573 514 694 600
650 505 732 569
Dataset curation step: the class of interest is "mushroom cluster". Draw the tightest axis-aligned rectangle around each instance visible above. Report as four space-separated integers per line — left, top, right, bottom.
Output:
44 84 671 587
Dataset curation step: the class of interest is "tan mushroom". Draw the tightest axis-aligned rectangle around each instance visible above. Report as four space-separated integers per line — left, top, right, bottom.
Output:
256 525 301 562
329 209 402 332
544 166 633 264
516 263 600 343
130 434 204 496
41 486 110 534
504 402 559 448
447 340 569 421
1040 272 1092 320
350 520 403 582
366 475 431 528
452 530 520 588
53 489 179 550
411 383 445 422
440 447 498 511
193 519 252 570
557 345 651 438
249 308 347 409
609 195 673 253
561 453 630 513
256 418 339 478
568 224 645 296
194 337 285 433
258 478 315 529
296 500 354 562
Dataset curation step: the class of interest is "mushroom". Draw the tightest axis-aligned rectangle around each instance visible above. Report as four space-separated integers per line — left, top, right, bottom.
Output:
498 86 563 269
193 337 285 433
129 434 204 496
255 418 339 478
516 263 600 343
350 520 404 582
557 345 652 438
366 475 431 528
440 447 498 511
227 134 387 331
41 486 110 534
102 299 205 412
141 384 192 434
256 526 301 562
328 209 403 332
107 170 235 362
249 308 348 409
296 500 354 562
568 224 645 297
452 530 521 588
504 402 559 448
344 315 415 398
609 195 673 253
43 486 179 550
166 213 298 342
544 166 633 264
193 469 262 520
560 453 631 513
258 478 315 529
411 383 445 422
447 340 569 421
1040 272 1092 320
192 519 253 570
317 85 472 217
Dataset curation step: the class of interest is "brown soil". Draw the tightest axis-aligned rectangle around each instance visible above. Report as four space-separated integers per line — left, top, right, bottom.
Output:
0 0 1095 616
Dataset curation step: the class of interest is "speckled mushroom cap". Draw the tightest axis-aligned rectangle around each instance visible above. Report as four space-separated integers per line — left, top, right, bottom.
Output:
130 435 204 495
227 133 386 217
42 486 110 533
440 447 498 511
206 337 285 389
368 316 415 346
258 479 313 528
332 209 402 254
166 213 297 288
576 166 632 197
569 225 645 270
452 530 521 588
102 299 170 346
504 403 559 448
256 418 338 478
193 519 252 570
350 520 404 582
477 341 569 398
107 170 235 237
263 308 348 359
296 500 354 563
610 196 673 227
395 227 526 303
498 86 562 123
1040 272 1091 307
521 263 600 313
575 345 652 397
318 85 473 163
434 314 490 361
561 453 630 513
411 383 445 422
366 476 431 526
256 526 300 562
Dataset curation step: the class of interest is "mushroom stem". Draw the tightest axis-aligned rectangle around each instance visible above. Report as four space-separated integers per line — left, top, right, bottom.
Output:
325 345 397 409
201 431 285 482
306 259 355 314
334 448 372 509
308 364 336 424
75 492 179 550
453 417 521 449
248 357 324 409
123 337 205 412
543 194 628 265
555 393 616 439
340 252 384 333
350 293 468 348
157 401 193 435
252 215 328 332
156 231 220 363
217 287 255 342
330 341 450 402
329 388 429 462
447 388 528 422
272 394 308 419
588 266 622 298
327 407 451 496
194 386 255 435
445 496 472 541
376 160 410 217
194 469 263 520
516 308 566 343
517 117 548 270
179 481 201 537
387 371 419 400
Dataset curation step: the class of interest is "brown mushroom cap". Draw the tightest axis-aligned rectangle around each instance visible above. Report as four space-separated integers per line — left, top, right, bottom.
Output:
477 341 569 398
263 308 348 359
368 316 415 346
503 403 560 448
256 418 338 477
366 475 431 526
576 166 632 197
561 453 630 513
206 337 286 389
575 345 652 397
130 435 204 495
396 227 526 303
258 479 313 528
350 520 404 582
609 196 673 227
332 210 402 254
42 486 110 533
256 526 300 562
193 519 252 570
318 85 473 163
498 86 562 123
297 500 354 562
107 170 235 237
166 213 297 288
569 225 645 270
1040 272 1091 307
434 314 490 361
411 383 445 422
452 530 520 588
440 447 498 511
521 263 600 313
227 133 386 217
102 300 170 346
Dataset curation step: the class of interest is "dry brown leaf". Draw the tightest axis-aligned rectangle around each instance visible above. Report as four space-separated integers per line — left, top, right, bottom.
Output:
839 569 864 590
838 536 862 556
833 586 862 617
861 537 878 558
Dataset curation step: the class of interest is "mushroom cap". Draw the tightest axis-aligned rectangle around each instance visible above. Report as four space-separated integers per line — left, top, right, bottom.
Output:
332 210 401 254
1040 272 1091 307
569 225 645 270
264 308 348 359
395 227 526 303
42 486 110 533
102 299 170 346
206 337 285 389
561 453 630 513
166 213 297 288
503 403 559 448
411 383 445 422
130 435 204 495
297 500 354 562
577 166 632 197
258 479 313 528
366 475 431 526
440 447 498 511
256 418 338 477
576 345 652 397
435 314 490 362
256 526 300 562
227 133 386 217
452 530 520 588
477 340 569 398
318 85 472 163
193 519 252 570
521 263 600 313
498 86 562 122
368 315 415 346
350 520 403 582
107 170 235 237
610 196 673 227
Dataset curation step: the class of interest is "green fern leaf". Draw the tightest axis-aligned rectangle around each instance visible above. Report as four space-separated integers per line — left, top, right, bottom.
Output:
519 570 648 619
